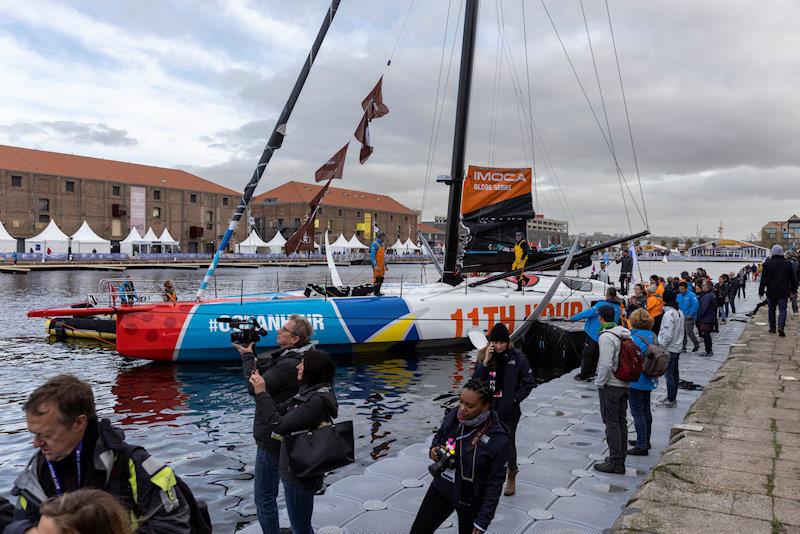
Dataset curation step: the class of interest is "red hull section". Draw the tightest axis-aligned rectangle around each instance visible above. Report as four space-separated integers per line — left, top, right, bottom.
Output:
115 302 195 361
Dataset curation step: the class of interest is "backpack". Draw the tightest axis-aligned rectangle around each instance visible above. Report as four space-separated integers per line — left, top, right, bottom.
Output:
632 333 670 378
608 332 643 382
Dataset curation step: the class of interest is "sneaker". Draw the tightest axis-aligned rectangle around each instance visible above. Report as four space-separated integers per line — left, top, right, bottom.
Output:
692 344 700 352
593 460 625 474
656 399 677 408
627 447 649 456
779 330 786 337
628 440 652 449
573 373 588 381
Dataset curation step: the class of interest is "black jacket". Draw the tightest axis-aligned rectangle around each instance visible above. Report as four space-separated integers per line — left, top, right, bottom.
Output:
243 343 311 454
616 255 633 274
430 409 509 532
697 289 718 324
760 255 798 299
728 276 740 297
7 419 192 534
254 383 338 492
472 347 534 418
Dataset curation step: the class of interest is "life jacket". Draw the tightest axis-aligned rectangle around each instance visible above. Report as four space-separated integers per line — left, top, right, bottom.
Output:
372 241 386 277
512 239 528 270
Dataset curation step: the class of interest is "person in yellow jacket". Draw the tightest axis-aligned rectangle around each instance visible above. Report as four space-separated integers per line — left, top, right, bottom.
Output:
646 283 665 334
512 231 530 292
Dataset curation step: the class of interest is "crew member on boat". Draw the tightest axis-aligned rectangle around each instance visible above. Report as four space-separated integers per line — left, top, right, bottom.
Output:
370 232 387 296
512 232 530 291
163 280 177 303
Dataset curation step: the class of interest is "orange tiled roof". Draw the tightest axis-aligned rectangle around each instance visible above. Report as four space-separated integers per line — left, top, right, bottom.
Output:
419 222 445 234
0 144 239 195
254 181 416 215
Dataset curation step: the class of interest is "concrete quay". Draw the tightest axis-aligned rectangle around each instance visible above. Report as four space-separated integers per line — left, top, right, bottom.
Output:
614 305 800 534
240 291 762 534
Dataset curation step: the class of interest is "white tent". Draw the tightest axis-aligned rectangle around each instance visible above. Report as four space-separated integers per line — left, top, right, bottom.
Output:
139 227 160 253
159 228 180 252
120 227 143 255
70 221 111 253
237 230 269 254
0 221 16 253
328 234 350 254
347 234 369 250
264 230 287 254
399 237 421 255
26 220 70 254
389 238 404 252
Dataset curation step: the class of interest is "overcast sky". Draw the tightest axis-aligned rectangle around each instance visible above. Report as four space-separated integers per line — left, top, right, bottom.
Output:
1 0 798 240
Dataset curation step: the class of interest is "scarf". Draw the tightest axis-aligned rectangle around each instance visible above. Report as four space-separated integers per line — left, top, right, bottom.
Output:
459 408 491 427
598 321 617 335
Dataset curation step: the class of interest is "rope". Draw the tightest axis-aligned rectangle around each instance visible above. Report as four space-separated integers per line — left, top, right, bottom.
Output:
520 0 538 212
384 0 416 71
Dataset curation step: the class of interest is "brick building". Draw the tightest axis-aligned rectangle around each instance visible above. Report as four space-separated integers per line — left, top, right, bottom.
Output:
761 215 800 250
251 181 419 245
0 145 241 253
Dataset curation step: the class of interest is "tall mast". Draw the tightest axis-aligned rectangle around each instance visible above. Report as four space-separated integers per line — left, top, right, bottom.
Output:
196 1 341 299
442 0 479 285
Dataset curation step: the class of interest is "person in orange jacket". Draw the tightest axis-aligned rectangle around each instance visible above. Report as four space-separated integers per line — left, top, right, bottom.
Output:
646 282 664 334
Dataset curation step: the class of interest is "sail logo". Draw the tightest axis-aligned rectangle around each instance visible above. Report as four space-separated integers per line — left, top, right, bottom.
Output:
474 171 527 183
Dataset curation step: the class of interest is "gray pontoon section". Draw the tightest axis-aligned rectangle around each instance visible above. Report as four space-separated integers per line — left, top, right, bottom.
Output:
241 292 757 533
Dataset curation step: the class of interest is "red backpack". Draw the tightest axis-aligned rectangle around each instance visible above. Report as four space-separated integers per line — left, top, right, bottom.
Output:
607 332 643 382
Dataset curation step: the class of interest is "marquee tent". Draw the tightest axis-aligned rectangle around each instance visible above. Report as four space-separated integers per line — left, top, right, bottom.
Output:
159 228 180 252
0 221 16 253
120 227 143 255
328 234 350 254
264 230 287 254
70 221 111 253
237 230 269 254
347 235 369 250
26 220 70 254
389 238 404 252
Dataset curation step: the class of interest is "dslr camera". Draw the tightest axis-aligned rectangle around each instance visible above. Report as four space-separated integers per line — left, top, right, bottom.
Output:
217 317 267 345
428 446 455 477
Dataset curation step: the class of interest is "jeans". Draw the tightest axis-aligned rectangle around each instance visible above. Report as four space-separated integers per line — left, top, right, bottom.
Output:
282 479 315 534
579 338 600 378
665 352 680 402
791 294 799 313
628 389 652 448
682 317 699 350
254 446 281 534
501 411 521 471
768 297 788 330
598 385 629 467
410 485 478 534
719 302 729 321
697 322 713 353
729 296 736 314
619 274 630 295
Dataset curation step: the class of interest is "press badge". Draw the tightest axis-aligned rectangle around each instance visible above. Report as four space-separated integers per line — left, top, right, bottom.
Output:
442 468 456 483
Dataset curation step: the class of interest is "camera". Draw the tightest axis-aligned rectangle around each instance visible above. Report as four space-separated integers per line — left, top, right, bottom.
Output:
428 446 455 477
217 317 267 345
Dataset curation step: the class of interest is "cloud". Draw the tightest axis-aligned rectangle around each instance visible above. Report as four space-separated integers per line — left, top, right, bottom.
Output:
0 121 138 147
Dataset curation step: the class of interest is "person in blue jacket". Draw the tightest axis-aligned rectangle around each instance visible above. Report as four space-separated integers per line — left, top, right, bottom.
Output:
410 378 509 534
570 287 623 381
626 308 657 455
677 281 700 352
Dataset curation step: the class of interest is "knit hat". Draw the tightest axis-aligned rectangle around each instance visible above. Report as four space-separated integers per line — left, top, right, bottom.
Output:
772 244 784 256
488 322 510 342
662 289 677 303
598 305 616 322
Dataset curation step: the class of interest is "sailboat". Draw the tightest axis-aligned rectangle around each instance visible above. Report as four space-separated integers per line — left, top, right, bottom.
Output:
28 0 647 362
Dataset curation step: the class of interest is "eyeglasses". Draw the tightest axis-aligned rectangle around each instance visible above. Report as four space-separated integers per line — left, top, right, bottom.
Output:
280 325 301 337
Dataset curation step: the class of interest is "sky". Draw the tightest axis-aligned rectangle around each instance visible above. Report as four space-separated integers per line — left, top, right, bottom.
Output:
1 0 799 240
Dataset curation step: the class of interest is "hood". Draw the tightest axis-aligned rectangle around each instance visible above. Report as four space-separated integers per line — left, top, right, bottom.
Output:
297 383 338 419
605 325 631 338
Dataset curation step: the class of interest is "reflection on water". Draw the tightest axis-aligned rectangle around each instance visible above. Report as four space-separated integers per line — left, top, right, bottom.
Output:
0 262 740 531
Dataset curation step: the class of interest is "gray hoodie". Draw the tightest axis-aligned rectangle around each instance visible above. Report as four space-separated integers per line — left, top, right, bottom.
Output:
595 325 632 388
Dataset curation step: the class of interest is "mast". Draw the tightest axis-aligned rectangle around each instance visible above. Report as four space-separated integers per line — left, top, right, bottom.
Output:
196 1 341 299
441 0 479 285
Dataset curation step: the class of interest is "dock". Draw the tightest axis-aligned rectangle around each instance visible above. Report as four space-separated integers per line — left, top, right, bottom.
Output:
239 292 761 533
0 259 353 273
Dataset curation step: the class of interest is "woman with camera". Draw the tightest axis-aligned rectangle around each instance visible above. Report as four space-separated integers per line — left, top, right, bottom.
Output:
470 322 534 496
410 378 509 534
248 349 338 534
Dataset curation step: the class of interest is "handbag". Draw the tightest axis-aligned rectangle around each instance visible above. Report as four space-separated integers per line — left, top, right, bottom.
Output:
284 420 355 478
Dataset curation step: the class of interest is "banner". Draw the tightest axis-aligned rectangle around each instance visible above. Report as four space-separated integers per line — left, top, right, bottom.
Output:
130 186 146 234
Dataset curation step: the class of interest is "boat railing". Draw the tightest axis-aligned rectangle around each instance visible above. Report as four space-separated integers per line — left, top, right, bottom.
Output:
97 278 176 307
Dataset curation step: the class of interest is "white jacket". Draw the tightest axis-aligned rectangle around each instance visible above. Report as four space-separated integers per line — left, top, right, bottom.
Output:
657 306 685 353
596 325 632 388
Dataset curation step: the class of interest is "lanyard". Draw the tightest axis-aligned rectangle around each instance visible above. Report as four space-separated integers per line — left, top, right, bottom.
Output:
45 441 82 496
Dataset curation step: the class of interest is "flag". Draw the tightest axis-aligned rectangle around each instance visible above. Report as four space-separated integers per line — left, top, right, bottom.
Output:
354 77 390 164
286 179 333 254
629 244 639 278
603 251 609 265
314 143 349 182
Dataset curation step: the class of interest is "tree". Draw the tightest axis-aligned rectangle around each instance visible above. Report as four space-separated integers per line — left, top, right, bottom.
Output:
699 238 706 244
685 238 694 250
660 239 668 247
671 239 680 250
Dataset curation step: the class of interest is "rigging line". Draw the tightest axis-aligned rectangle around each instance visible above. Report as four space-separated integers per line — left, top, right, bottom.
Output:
420 0 454 215
605 0 649 229
540 0 646 226
580 0 632 234
384 0 416 70
489 22 502 165
520 0 538 212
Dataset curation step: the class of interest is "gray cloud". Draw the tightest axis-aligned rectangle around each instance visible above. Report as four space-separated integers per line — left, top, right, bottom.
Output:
1 121 138 147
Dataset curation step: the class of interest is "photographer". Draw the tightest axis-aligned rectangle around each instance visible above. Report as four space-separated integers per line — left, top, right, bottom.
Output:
471 323 533 496
234 314 314 534
248 350 338 534
410 378 508 534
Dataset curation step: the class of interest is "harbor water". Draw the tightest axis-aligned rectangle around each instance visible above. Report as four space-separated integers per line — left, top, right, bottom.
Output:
0 260 755 532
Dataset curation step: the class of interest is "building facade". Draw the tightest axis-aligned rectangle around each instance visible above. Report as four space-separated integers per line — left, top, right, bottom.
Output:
761 215 800 250
251 181 419 245
526 215 569 246
688 239 769 259
0 145 241 253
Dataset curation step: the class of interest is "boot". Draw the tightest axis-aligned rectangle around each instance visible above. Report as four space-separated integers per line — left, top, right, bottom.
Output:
593 459 625 474
503 468 518 496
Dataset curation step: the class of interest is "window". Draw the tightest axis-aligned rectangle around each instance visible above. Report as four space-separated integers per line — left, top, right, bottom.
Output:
37 198 50 212
152 207 161 219
153 190 161 200
11 175 22 187
38 214 50 223
206 211 214 222
277 218 284 226
338 209 342 217
222 197 229 206
190 194 197 203
294 218 301 227
390 215 393 221
326 220 332 230
112 185 121 196
65 181 75 192
357 211 361 217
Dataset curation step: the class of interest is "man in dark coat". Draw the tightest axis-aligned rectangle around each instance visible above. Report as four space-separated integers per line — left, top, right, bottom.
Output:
759 244 798 336
615 250 633 295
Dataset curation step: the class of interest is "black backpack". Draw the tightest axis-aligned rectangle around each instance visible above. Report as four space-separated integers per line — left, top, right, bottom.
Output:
632 333 671 378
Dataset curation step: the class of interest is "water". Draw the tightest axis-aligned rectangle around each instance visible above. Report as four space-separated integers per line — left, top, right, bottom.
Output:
0 260 753 532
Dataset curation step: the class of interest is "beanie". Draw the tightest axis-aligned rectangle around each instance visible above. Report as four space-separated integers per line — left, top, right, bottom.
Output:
488 322 510 342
